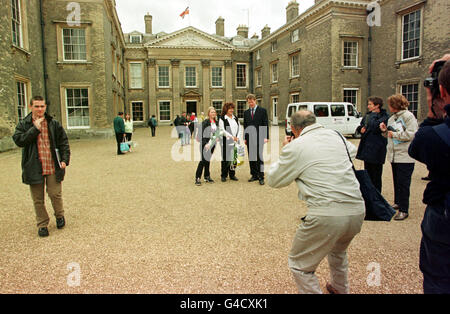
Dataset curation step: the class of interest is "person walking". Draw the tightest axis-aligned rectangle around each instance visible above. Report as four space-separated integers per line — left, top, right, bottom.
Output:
195 107 219 186
268 110 364 294
219 103 240 182
12 96 71 237
380 94 418 220
244 94 269 185
148 115 157 137
409 56 450 293
114 112 126 155
179 112 188 146
356 96 389 192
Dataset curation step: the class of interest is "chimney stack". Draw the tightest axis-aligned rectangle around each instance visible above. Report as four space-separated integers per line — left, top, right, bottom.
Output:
144 13 152 34
286 1 299 23
261 25 270 39
216 17 225 36
237 25 249 38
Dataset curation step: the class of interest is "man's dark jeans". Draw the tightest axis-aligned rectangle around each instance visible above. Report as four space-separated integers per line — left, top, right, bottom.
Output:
420 205 450 294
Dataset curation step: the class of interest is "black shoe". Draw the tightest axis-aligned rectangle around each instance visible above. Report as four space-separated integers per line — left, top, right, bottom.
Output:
195 178 202 186
221 177 227 182
229 176 239 181
38 227 49 237
248 177 259 182
259 178 265 185
56 216 65 229
204 177 215 183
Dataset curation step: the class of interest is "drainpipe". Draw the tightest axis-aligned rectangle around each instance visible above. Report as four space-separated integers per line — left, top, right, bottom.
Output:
249 51 254 94
367 7 373 99
368 26 372 98
39 0 49 104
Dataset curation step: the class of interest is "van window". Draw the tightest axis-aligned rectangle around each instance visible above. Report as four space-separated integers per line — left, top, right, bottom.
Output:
347 104 355 116
298 105 308 111
314 105 329 117
331 105 345 117
288 106 297 118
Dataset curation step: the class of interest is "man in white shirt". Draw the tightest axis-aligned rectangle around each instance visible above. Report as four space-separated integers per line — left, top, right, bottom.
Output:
267 110 365 294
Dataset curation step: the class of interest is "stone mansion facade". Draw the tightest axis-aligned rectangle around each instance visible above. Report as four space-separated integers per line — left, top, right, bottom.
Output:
0 0 448 151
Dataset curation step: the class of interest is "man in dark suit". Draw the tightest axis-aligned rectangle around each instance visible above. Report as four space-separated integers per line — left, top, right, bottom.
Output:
244 94 269 185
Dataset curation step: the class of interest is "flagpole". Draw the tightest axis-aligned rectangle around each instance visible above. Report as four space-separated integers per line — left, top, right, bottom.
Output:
188 2 191 27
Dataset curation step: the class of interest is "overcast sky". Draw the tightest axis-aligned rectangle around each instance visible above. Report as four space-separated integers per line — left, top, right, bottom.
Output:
116 0 315 37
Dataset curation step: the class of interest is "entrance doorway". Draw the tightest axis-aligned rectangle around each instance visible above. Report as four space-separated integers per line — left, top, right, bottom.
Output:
272 97 278 125
186 101 197 116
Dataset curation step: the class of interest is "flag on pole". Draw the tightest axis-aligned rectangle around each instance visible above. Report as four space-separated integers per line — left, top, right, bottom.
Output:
180 7 189 19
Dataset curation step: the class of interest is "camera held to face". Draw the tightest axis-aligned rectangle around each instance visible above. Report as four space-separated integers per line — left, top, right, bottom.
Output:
424 60 446 100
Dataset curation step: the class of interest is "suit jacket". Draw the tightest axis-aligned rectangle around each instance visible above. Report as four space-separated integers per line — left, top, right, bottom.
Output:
244 106 269 144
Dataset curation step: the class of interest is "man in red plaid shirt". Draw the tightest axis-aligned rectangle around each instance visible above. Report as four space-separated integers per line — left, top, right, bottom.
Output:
13 96 70 237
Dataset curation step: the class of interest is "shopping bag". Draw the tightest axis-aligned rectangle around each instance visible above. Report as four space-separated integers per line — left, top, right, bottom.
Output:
120 141 130 152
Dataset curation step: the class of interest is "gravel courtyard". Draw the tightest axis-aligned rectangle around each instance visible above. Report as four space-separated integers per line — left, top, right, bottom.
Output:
0 126 428 294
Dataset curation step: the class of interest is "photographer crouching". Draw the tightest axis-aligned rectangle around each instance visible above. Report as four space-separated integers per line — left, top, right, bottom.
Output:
267 110 365 294
409 55 450 294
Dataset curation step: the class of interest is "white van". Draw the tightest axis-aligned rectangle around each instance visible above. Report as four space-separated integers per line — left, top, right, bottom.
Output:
285 102 362 137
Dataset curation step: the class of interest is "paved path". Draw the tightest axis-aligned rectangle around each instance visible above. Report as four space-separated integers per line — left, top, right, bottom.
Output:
0 126 427 293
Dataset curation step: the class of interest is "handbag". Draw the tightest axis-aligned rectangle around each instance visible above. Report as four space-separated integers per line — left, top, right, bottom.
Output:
336 131 396 221
120 139 130 152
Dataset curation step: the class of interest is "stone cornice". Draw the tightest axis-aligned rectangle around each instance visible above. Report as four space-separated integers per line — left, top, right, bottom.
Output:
145 26 236 50
250 0 371 51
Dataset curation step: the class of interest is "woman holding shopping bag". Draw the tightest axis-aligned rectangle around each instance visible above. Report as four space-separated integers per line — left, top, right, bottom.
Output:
219 103 241 182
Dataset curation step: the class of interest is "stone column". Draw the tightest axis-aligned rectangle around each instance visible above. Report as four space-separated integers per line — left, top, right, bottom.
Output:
171 59 181 117
225 60 233 103
147 58 156 118
202 59 210 114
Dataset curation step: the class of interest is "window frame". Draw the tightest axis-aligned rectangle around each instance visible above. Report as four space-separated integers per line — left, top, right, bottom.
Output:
64 87 91 130
211 66 224 88
185 66 197 88
271 41 278 53
158 65 171 88
15 79 29 122
401 9 422 61
236 100 247 119
11 0 23 48
129 62 144 89
212 100 224 113
291 29 299 43
271 62 278 83
131 101 144 122
255 68 262 87
400 83 419 118
290 53 300 78
343 88 359 107
343 41 358 68
290 93 300 104
158 100 172 122
62 28 87 62
130 34 142 44
236 63 248 89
